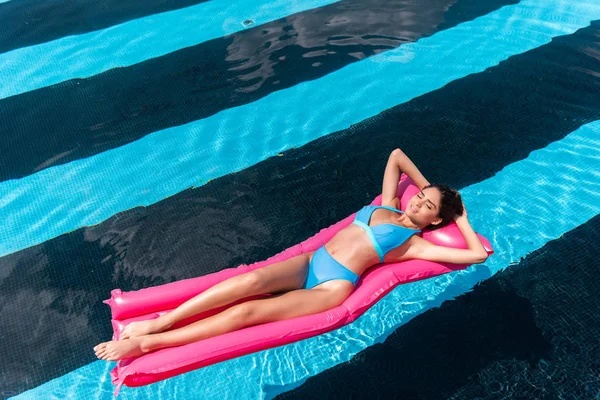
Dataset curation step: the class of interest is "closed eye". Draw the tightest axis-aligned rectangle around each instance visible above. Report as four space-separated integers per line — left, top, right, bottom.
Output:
417 193 432 210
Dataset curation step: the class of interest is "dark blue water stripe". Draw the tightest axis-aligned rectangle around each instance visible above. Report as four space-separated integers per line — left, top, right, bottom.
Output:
0 0 209 54
276 215 600 399
0 0 342 100
0 0 517 182
2 20 600 395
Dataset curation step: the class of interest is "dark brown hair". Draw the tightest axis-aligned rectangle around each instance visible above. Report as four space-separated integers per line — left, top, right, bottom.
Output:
421 183 463 231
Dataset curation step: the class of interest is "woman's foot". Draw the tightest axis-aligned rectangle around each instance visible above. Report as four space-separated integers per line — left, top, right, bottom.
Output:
121 318 166 340
94 337 149 361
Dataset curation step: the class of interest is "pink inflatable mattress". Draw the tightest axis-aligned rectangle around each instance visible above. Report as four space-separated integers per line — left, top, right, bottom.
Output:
103 175 493 395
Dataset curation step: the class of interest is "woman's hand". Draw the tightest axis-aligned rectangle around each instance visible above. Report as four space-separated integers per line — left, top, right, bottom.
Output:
454 200 468 222
447 200 488 262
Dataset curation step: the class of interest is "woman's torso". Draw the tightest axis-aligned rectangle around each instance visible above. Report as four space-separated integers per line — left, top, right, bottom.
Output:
323 206 421 276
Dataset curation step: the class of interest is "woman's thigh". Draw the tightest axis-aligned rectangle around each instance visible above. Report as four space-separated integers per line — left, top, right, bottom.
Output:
240 285 352 325
250 251 315 294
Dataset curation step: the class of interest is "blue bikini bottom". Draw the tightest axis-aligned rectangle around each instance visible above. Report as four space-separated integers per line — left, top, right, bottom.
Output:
303 246 360 289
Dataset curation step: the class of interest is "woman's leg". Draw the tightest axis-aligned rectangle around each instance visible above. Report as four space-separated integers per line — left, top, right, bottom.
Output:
95 281 354 361
119 252 313 339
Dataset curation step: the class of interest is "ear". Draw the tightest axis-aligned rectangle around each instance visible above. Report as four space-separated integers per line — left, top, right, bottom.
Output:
430 216 443 226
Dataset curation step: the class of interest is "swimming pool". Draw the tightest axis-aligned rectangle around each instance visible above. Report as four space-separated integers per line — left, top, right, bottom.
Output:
1 0 600 398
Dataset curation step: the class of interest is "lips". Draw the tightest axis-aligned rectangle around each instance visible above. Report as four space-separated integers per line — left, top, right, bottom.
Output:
410 205 417 213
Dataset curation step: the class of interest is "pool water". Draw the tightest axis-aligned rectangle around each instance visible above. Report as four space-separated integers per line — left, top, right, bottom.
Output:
1 0 600 398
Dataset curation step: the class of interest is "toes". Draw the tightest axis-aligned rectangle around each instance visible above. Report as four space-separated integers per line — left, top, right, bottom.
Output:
96 345 110 359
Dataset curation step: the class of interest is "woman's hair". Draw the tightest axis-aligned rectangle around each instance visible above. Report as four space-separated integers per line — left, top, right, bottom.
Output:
421 183 463 231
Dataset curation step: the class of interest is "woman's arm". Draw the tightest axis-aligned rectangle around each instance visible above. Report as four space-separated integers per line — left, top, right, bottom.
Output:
408 212 489 264
382 148 431 205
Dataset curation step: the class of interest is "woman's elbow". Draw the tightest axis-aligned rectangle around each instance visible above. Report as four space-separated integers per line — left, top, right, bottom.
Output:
474 253 489 264
390 148 403 158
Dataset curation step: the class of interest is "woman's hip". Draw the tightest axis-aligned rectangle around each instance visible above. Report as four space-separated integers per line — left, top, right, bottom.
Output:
304 246 360 289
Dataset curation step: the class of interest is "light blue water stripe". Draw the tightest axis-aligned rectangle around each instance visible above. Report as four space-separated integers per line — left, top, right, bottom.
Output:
0 0 340 100
1 0 599 258
12 122 600 400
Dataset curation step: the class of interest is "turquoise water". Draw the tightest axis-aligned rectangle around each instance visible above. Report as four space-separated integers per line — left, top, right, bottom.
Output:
2 0 600 398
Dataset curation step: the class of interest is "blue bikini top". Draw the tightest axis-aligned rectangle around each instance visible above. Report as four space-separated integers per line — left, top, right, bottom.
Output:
353 205 421 263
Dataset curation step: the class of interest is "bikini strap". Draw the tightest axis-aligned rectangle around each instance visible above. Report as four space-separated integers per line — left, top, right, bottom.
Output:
374 205 422 232
375 205 404 213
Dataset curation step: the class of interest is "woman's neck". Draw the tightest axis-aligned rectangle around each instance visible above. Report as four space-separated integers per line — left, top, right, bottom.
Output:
396 213 421 230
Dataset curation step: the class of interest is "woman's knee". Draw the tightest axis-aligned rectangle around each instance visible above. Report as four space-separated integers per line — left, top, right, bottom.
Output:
239 270 266 294
227 302 256 325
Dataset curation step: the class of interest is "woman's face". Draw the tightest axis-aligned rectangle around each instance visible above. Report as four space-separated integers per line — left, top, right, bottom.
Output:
405 187 443 227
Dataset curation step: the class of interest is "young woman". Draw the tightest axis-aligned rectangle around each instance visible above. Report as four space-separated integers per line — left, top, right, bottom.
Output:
94 148 488 361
